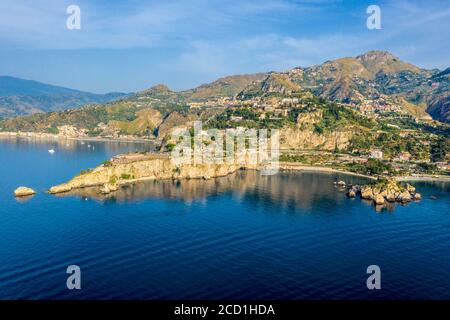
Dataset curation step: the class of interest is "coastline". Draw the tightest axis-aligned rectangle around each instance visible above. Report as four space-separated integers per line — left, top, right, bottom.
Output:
396 175 450 182
48 158 377 195
0 131 155 144
280 164 450 182
2 131 448 187
279 163 377 180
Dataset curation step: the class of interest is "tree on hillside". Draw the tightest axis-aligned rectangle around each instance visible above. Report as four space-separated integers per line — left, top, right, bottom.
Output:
430 138 449 162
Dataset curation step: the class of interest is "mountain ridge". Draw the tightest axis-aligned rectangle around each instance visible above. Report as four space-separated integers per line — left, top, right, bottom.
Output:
1 50 449 123
284 51 447 122
0 76 127 118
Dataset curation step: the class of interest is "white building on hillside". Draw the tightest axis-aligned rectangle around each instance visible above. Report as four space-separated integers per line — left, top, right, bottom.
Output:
369 150 383 160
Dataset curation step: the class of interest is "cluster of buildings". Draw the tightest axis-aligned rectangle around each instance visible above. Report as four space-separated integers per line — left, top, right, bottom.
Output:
57 125 88 138
188 92 310 110
56 124 142 141
369 149 415 163
188 97 237 109
354 98 404 116
189 95 295 122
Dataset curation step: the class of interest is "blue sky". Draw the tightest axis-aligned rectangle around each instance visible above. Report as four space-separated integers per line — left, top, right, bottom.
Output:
0 0 449 93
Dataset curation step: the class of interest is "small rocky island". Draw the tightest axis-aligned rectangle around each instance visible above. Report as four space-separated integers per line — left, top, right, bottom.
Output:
14 187 36 197
335 178 421 206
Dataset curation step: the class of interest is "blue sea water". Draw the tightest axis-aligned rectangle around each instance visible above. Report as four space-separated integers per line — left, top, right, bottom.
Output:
0 137 449 300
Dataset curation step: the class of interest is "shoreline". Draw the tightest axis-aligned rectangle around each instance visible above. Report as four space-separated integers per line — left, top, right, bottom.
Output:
50 161 450 198
48 160 378 195
279 163 377 180
396 175 450 182
280 163 450 182
1 132 448 187
0 131 155 144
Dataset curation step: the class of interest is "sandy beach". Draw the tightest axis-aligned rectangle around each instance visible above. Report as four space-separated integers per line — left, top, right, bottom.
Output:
279 163 376 180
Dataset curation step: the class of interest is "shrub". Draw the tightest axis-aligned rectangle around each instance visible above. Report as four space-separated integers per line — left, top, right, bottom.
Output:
417 163 438 174
120 173 132 180
365 159 393 175
45 126 59 134
79 168 93 175
109 175 118 184
165 143 176 152
431 138 449 162
102 160 113 167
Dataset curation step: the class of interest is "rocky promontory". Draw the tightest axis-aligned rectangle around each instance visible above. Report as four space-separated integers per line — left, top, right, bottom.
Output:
49 153 257 195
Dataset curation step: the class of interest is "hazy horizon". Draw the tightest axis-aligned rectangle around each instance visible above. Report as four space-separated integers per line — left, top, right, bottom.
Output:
2 49 444 95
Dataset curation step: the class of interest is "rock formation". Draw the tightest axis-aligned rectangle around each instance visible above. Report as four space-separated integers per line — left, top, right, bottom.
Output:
374 194 385 205
49 153 259 195
99 183 119 194
343 178 421 207
14 187 36 197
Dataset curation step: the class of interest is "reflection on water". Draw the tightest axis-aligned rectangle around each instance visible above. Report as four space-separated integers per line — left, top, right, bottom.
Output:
0 135 156 155
59 170 450 214
62 170 375 209
14 194 35 203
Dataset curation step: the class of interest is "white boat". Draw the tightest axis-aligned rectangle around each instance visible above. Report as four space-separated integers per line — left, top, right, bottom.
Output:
48 149 55 154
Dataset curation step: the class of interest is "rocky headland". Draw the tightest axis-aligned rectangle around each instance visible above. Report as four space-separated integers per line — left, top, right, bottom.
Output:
48 151 423 208
48 153 258 195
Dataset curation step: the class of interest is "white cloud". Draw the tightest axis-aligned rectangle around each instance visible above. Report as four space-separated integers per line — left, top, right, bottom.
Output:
0 0 317 50
178 33 370 73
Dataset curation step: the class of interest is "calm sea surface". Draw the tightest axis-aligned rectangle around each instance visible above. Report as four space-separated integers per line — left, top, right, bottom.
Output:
0 137 449 300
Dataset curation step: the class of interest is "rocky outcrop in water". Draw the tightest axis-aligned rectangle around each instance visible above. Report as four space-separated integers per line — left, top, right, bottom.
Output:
99 183 119 194
14 187 36 197
342 178 421 206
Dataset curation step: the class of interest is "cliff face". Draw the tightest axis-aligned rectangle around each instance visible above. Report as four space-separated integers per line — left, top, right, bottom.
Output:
279 110 354 150
280 127 353 150
49 155 249 194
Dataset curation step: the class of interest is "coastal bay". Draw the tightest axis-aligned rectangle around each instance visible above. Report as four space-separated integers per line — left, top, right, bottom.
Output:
1 138 450 299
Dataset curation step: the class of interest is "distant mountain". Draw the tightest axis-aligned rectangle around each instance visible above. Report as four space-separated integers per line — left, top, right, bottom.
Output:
136 84 186 104
1 50 449 136
286 51 448 122
356 50 422 74
180 73 268 101
0 76 126 118
136 74 269 104
237 73 301 99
